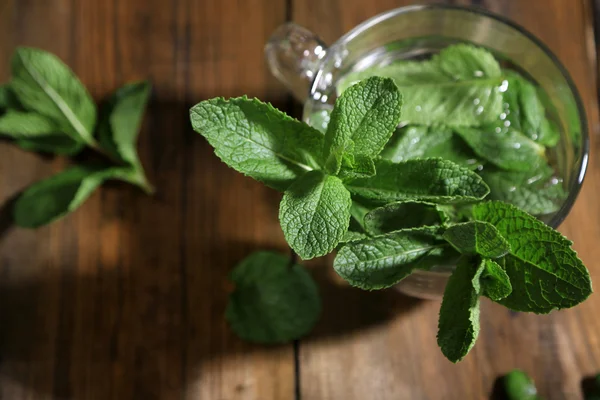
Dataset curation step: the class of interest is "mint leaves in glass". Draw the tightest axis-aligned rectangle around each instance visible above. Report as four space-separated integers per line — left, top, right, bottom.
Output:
190 44 591 363
0 47 154 227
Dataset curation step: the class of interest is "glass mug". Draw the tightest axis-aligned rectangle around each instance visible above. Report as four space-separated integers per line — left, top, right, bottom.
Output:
265 4 589 299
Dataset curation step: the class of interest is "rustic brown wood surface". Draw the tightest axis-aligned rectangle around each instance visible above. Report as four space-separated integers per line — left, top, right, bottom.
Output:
0 0 599 399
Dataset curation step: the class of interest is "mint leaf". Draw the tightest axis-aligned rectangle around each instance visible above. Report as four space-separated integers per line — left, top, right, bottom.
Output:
338 154 376 180
538 118 560 148
437 258 483 363
346 159 489 204
0 110 59 138
455 125 545 172
98 81 153 193
364 200 446 235
380 126 481 170
16 135 84 156
10 47 97 145
481 166 565 215
518 77 560 147
338 44 503 126
334 228 448 289
480 258 512 301
226 251 321 343
13 165 125 228
518 78 546 140
98 81 150 166
279 171 351 260
504 370 539 400
438 44 501 79
505 73 559 147
443 221 510 258
503 75 523 131
472 201 592 313
323 77 401 173
190 97 323 192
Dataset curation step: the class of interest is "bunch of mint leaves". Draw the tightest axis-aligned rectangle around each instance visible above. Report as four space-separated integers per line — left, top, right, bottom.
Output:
336 44 565 217
190 44 592 363
0 47 153 228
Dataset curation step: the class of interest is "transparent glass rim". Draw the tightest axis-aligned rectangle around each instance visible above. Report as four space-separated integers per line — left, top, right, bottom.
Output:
309 3 589 229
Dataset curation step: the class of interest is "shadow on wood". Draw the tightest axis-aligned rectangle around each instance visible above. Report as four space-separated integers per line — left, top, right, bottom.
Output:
304 259 424 341
0 97 422 398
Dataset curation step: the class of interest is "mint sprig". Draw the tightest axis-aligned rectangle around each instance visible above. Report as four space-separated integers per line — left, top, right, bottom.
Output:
324 77 402 173
473 201 591 313
190 44 592 363
0 47 154 227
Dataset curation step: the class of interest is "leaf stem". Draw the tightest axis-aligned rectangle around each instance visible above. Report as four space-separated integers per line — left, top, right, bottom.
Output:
123 168 155 195
87 139 155 194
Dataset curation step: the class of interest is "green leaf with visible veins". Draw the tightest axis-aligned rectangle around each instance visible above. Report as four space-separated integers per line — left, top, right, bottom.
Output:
455 124 546 172
346 159 489 204
190 97 324 192
437 257 483 363
364 200 446 235
279 170 352 260
333 228 449 289
472 201 592 313
443 221 511 258
380 125 481 170
13 165 134 228
16 135 84 156
10 47 97 145
338 44 503 126
226 251 321 343
480 165 566 216
323 77 402 173
480 258 512 301
0 110 60 138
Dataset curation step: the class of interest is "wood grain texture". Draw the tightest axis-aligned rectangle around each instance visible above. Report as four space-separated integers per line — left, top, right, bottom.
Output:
0 0 293 399
293 1 600 399
2 0 600 399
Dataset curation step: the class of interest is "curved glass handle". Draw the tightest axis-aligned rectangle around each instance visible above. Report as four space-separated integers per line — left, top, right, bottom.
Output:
265 23 328 102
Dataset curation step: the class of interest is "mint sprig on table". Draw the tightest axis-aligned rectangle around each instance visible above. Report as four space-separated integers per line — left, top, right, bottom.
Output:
190 44 592 363
0 47 153 227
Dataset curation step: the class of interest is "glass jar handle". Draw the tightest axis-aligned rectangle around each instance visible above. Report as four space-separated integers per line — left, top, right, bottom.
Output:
265 23 328 102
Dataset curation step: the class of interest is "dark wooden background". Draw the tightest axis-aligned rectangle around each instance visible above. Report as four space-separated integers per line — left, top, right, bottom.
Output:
0 0 599 399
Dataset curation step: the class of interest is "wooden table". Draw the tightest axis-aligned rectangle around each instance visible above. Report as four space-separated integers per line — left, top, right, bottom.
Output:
0 0 599 399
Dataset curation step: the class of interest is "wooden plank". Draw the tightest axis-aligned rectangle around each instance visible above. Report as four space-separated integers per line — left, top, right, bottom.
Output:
0 0 293 399
293 1 600 399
